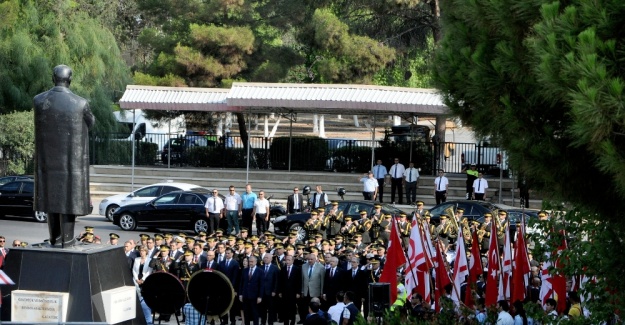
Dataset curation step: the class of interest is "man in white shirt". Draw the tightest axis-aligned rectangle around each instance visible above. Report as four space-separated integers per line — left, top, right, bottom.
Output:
388 158 406 204
252 191 270 236
433 169 449 204
205 189 225 235
309 185 329 209
496 300 514 325
359 172 378 201
403 162 420 205
224 185 242 235
327 292 346 324
472 173 488 201
372 159 388 203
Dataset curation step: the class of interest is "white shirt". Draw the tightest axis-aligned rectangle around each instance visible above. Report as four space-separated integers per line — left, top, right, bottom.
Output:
310 192 328 208
224 192 242 211
497 311 514 325
204 196 224 213
373 164 387 179
434 176 449 191
253 198 269 214
473 178 489 194
403 167 419 182
328 302 346 324
389 163 405 179
360 177 378 192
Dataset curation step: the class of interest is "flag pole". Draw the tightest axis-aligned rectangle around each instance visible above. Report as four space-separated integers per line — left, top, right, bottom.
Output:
394 216 419 295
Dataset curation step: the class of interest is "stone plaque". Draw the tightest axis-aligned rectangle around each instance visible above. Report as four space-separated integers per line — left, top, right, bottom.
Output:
11 290 69 323
99 286 136 324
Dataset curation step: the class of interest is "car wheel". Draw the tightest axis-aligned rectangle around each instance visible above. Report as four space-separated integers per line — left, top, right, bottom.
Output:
288 223 306 241
105 204 119 221
193 218 209 234
33 211 48 223
119 213 137 231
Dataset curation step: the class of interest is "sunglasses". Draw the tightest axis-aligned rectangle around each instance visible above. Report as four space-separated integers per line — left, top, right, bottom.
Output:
213 192 218 194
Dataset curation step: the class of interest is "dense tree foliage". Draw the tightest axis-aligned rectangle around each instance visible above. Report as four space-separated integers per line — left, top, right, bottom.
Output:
433 0 625 218
0 0 131 132
0 110 34 174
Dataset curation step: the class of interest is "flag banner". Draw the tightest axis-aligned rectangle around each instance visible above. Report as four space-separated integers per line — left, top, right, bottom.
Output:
0 270 15 285
380 217 407 304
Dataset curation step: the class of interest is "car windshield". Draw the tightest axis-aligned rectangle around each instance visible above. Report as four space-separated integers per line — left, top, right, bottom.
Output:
154 193 179 205
381 204 404 214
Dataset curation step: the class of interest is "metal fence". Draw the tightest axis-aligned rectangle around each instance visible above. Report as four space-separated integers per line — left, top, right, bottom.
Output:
85 133 509 176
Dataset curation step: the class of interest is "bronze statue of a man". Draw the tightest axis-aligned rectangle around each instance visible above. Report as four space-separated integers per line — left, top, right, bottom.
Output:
33 65 95 247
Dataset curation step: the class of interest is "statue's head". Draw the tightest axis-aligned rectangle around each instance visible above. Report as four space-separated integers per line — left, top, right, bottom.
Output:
52 65 72 87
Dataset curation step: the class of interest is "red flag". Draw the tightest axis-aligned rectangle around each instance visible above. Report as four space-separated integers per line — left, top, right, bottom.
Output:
539 231 567 313
405 219 433 303
380 218 406 304
511 216 531 303
485 222 501 306
499 222 512 301
452 225 469 308
0 270 15 285
434 241 451 312
553 233 568 313
465 230 483 308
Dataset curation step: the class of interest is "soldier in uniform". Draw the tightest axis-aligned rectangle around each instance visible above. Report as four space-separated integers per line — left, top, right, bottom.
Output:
334 235 345 252
109 233 120 245
175 250 200 288
353 234 366 253
424 212 436 237
364 257 382 319
377 214 392 246
325 202 343 239
371 204 383 221
150 245 175 272
415 201 426 219
398 214 411 248
340 217 357 239
496 210 509 248
357 211 373 244
304 211 322 240
434 214 456 247
479 213 493 253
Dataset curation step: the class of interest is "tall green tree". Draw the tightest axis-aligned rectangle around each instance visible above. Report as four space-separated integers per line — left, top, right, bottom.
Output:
0 0 131 132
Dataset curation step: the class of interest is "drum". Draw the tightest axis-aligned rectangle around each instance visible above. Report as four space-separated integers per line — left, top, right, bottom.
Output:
187 269 235 317
141 271 186 314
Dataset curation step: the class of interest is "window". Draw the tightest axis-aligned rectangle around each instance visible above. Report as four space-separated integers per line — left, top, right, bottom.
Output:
154 193 179 206
180 193 201 205
0 182 21 194
21 182 34 194
347 204 362 216
134 186 160 197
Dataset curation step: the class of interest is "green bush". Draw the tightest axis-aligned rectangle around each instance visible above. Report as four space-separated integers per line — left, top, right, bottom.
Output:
91 139 157 165
187 147 250 168
331 146 374 172
271 136 329 171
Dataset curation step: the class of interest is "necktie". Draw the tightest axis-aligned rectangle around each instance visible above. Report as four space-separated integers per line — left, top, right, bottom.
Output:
265 265 269 274
478 179 481 191
294 195 298 209
409 169 412 181
288 266 291 278
193 255 197 263
394 164 398 178
249 268 253 279
376 166 380 179
331 268 335 278
352 270 356 278
226 259 230 268
308 265 313 278
437 177 441 191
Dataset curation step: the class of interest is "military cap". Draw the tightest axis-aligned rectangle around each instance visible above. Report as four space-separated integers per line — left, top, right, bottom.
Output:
288 233 297 239
354 233 362 238
250 235 259 241
335 235 344 240
307 239 316 244
84 232 94 238
424 212 431 218
348 240 357 245
484 212 492 218
384 214 392 219
236 239 245 244
359 210 367 215
264 231 272 236
538 211 548 217
329 240 335 245
266 235 275 240
471 220 480 226
174 236 185 243
310 247 319 253
318 208 325 212
198 231 207 237
311 211 318 216
20 242 28 247
303 248 312 254
440 214 448 219
154 234 164 240
207 237 216 242
377 245 386 251
178 232 187 238
186 237 196 243
84 226 95 233
109 233 120 239
498 210 508 216
228 235 236 240
416 201 424 206
369 257 381 264
139 233 149 239
160 245 171 252
215 229 224 234
164 233 173 238
244 242 253 248
240 228 249 233
274 243 284 249
456 208 465 213
314 233 323 239
258 243 267 248
286 245 295 251
332 201 339 205
344 216 352 221
196 240 206 245
374 204 382 208
400 213 407 218
296 244 306 249
184 250 193 257
321 240 330 245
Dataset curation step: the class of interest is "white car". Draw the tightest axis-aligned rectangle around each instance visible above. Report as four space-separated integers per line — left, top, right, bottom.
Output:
99 181 207 221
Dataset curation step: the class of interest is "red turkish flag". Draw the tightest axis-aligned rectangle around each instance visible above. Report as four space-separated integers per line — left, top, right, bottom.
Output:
485 222 501 307
380 218 407 303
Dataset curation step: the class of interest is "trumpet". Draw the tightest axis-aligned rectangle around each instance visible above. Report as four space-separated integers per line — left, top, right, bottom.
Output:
477 228 486 242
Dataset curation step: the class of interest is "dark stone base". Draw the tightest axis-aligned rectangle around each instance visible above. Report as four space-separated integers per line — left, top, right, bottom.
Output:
0 243 146 325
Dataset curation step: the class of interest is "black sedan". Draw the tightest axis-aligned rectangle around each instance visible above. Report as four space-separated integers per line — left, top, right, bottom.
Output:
271 200 405 240
0 179 47 222
0 175 32 186
427 200 497 225
112 189 216 234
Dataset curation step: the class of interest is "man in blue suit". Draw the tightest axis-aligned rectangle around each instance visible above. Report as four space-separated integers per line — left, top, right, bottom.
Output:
260 253 279 325
219 248 240 325
240 256 265 325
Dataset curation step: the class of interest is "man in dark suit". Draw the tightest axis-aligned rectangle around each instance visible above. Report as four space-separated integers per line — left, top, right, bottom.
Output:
205 250 218 270
343 257 365 314
279 255 302 325
287 187 305 214
219 248 241 325
303 301 326 325
240 256 265 325
323 256 343 311
260 253 280 325
192 243 207 269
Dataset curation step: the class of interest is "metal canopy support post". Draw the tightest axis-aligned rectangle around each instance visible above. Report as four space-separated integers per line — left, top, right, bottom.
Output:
246 109 252 184
131 109 136 190
167 117 171 168
284 111 296 172
370 115 376 171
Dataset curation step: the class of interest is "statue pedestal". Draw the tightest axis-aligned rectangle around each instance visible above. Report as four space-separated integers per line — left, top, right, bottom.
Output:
0 244 146 324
